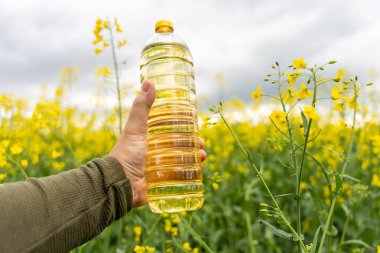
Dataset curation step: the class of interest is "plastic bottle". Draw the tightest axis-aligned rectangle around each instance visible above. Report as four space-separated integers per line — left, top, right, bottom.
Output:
140 20 204 213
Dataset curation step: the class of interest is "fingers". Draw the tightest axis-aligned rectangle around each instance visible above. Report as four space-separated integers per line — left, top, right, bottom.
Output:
133 178 148 208
199 137 205 149
198 137 206 161
200 149 207 161
123 80 156 137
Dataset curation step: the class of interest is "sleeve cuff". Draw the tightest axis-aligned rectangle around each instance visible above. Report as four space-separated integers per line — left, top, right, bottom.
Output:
91 156 134 217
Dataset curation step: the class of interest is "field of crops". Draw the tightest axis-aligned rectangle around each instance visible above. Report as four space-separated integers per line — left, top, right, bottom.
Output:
1 18 380 253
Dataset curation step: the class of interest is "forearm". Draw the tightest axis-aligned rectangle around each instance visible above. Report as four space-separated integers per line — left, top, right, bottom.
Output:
0 156 133 253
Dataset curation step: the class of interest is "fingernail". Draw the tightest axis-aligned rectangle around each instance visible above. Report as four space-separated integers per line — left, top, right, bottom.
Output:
141 81 150 92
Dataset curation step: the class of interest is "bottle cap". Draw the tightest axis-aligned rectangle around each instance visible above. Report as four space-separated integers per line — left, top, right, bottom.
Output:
155 20 174 33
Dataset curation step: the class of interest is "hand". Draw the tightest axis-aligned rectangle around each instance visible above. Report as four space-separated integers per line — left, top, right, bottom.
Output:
109 80 207 208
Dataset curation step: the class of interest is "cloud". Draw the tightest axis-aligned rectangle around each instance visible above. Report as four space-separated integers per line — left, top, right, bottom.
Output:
0 0 379 109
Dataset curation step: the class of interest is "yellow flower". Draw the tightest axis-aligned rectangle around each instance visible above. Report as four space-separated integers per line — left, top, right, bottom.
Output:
183 242 192 251
270 111 287 130
171 214 180 224
251 86 262 100
331 86 340 99
52 150 62 159
116 24 123 33
338 120 347 129
285 72 299 85
166 248 173 253
294 83 312 100
21 159 28 168
371 174 380 187
0 173 6 181
145 246 155 253
96 67 112 77
342 183 352 196
283 87 295 104
103 41 109 47
118 39 128 48
134 245 146 253
96 17 103 27
212 182 219 190
300 182 307 191
333 100 344 111
303 106 319 121
10 144 23 155
341 96 356 109
94 48 102 55
293 57 307 69
171 227 178 236
103 20 109 29
93 38 101 45
55 86 66 99
133 226 142 242
52 161 65 171
0 155 7 167
71 66 79 72
164 219 172 232
377 245 379 253
334 69 344 81
1 140 10 148
193 248 199 253
372 135 380 155
114 17 123 33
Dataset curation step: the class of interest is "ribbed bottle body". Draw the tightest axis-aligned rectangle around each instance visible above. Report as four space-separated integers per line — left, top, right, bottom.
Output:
140 41 204 213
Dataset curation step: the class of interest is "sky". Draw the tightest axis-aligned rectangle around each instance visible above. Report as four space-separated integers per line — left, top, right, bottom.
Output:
0 0 379 110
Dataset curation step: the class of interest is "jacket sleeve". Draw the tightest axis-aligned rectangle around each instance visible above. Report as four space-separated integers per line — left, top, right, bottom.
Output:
0 156 133 253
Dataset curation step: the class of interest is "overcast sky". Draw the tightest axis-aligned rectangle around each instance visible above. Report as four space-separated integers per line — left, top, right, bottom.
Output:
0 0 379 109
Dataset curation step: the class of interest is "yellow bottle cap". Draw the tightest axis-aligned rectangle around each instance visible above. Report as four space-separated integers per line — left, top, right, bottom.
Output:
155 20 174 33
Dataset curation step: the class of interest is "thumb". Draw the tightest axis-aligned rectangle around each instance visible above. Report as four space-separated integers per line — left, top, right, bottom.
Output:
123 80 156 136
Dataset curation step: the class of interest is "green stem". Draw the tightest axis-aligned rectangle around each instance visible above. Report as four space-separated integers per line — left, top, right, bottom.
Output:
220 112 307 252
108 19 123 135
6 156 28 179
269 118 332 192
172 237 192 253
295 70 318 249
144 216 162 244
276 68 302 251
338 212 351 252
244 212 256 253
180 215 215 253
317 197 337 253
317 83 357 253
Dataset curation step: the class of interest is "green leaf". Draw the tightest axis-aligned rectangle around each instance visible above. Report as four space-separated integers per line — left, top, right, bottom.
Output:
335 173 343 194
324 224 338 236
366 82 374 86
260 220 304 242
311 226 322 253
309 188 325 213
341 240 375 251
342 174 360 183
244 178 260 201
341 204 350 217
300 109 309 136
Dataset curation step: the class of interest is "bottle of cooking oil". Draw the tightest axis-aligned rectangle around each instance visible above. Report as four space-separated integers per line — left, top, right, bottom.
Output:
140 20 204 213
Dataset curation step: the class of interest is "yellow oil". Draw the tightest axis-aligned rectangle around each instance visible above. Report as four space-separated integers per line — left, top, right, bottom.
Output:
141 42 204 213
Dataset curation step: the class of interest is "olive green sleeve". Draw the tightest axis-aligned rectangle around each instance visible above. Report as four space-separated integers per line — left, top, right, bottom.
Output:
0 156 133 253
